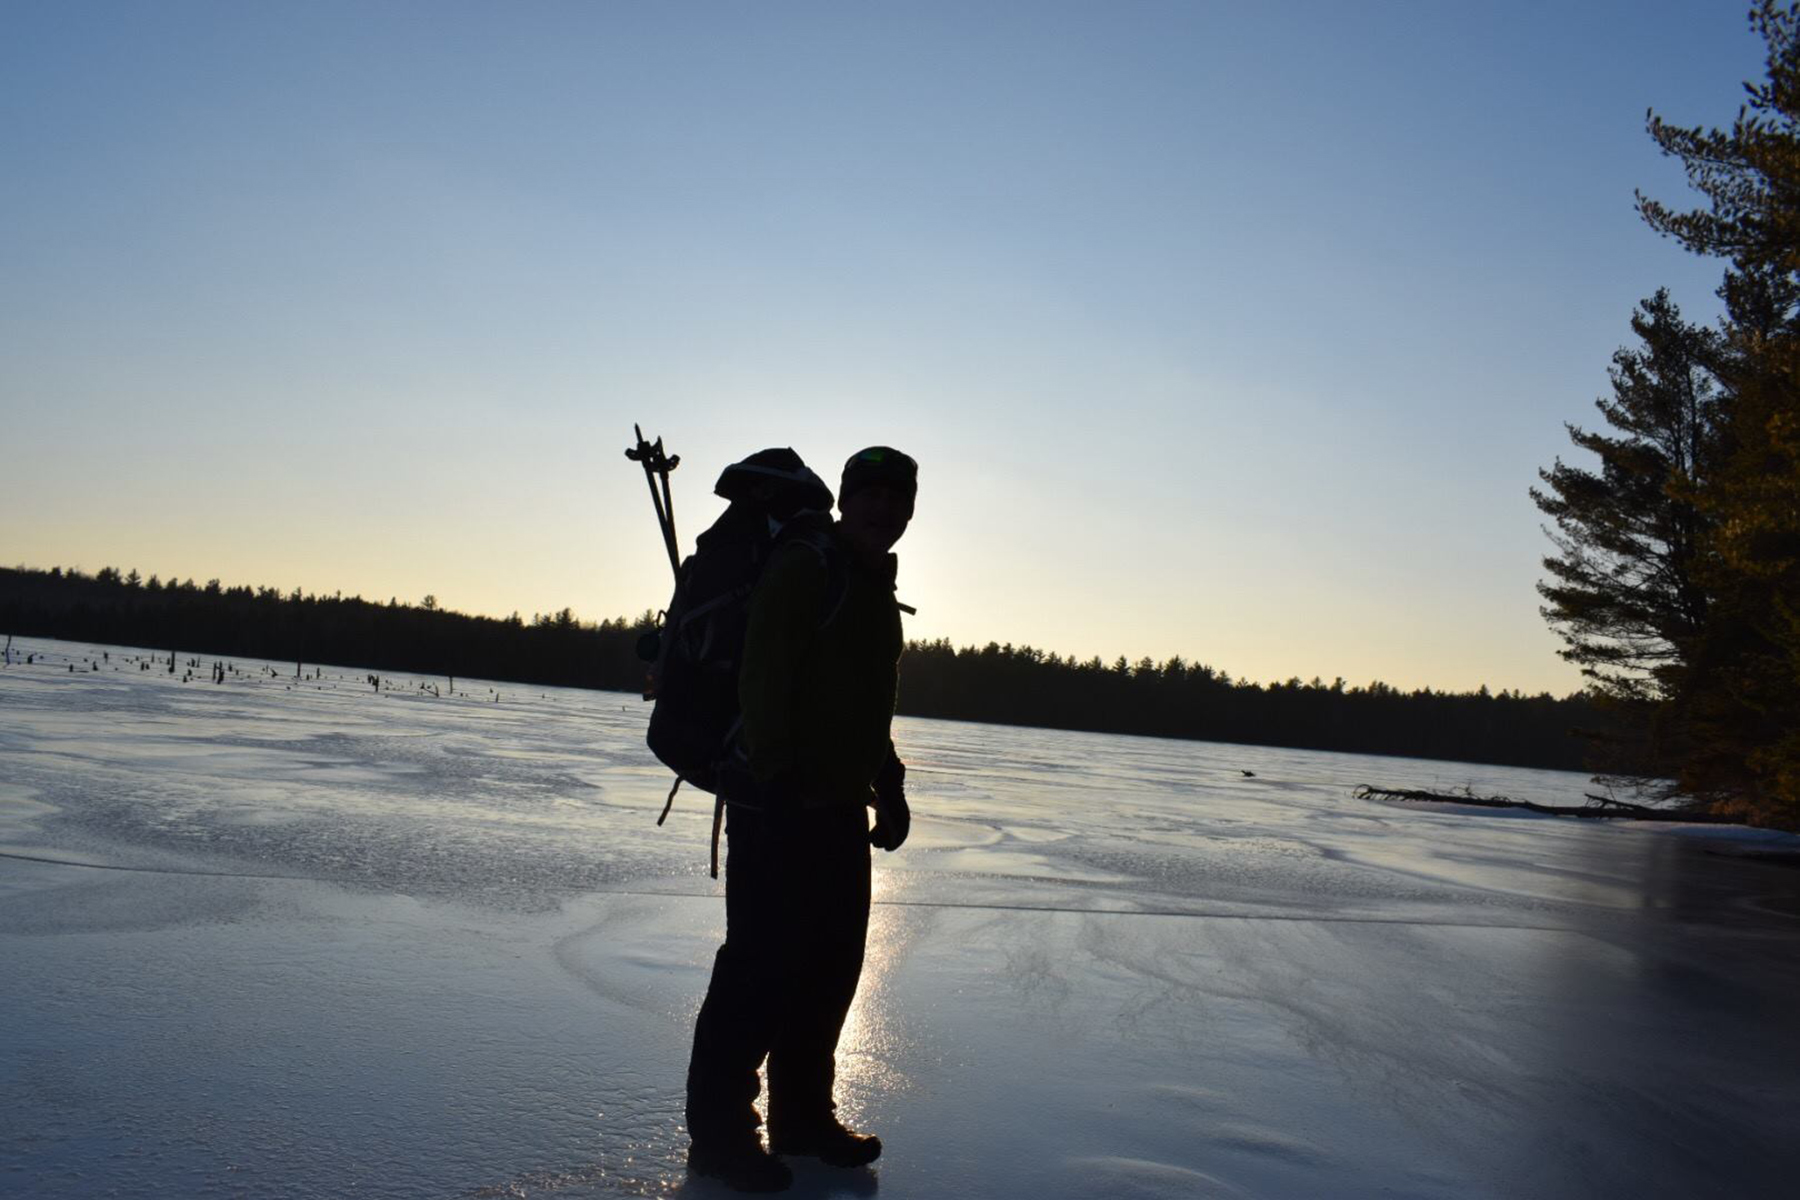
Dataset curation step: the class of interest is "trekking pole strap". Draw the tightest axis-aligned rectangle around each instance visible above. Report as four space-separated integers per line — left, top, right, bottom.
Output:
709 794 725 879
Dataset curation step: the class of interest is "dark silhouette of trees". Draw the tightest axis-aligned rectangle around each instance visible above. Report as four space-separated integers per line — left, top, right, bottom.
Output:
2 564 1604 772
897 639 1596 770
1544 2 1800 825
1645 1 1800 824
0 565 655 693
1532 290 1721 785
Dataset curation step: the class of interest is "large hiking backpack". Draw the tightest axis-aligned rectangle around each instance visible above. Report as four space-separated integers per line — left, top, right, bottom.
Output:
635 447 837 873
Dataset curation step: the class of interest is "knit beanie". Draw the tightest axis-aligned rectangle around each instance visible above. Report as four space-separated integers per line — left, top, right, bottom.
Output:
839 446 918 508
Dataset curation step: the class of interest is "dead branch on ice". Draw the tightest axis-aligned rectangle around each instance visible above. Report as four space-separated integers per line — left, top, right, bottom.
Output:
1352 784 1739 824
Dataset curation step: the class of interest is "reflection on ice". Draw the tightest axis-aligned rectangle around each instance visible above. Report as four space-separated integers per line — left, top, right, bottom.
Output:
3 636 1799 1199
833 876 919 1136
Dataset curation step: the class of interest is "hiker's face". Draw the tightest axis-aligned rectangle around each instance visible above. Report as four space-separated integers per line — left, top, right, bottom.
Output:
839 483 913 555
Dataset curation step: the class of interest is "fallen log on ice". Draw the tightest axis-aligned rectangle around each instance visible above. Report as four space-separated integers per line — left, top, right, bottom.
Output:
1352 784 1738 824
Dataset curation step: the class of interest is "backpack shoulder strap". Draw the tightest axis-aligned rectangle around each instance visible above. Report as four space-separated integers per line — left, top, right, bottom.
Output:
773 521 850 629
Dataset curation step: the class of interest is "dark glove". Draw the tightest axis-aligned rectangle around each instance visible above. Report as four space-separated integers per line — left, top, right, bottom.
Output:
869 754 909 852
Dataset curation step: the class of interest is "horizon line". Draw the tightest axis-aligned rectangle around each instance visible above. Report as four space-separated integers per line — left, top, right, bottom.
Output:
4 559 1589 702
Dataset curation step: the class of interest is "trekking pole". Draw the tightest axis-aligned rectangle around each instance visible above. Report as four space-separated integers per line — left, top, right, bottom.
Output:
625 424 682 580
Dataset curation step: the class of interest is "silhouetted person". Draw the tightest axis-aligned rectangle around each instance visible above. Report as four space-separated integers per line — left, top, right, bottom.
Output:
685 447 918 1193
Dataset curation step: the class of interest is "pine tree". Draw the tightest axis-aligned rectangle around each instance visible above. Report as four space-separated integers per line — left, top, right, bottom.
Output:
1533 292 1722 786
1678 313 1800 816
1632 2 1800 823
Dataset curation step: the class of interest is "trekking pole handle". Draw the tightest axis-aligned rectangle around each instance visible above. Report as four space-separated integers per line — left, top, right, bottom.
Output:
625 424 681 475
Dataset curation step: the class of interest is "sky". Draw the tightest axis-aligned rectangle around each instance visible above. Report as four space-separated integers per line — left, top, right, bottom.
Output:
0 2 1769 695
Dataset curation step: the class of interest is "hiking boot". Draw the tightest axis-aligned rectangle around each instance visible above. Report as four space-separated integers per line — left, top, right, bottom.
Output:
769 1118 883 1167
687 1139 794 1193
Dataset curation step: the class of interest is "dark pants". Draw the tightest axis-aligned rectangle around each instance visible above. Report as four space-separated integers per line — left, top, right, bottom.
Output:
685 799 872 1145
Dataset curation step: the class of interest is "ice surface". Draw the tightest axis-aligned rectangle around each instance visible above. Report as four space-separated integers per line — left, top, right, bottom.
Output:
3 636 1798 1198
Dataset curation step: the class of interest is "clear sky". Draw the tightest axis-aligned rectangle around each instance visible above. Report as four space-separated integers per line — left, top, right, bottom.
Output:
0 2 1766 695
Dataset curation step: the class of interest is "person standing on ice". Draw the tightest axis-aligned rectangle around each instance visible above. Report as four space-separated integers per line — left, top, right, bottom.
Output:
685 446 917 1193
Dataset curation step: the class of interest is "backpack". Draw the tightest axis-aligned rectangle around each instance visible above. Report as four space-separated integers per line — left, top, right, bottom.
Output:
635 447 840 875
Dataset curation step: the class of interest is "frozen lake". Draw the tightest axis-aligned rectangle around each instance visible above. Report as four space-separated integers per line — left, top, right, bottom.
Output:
3 635 1798 1199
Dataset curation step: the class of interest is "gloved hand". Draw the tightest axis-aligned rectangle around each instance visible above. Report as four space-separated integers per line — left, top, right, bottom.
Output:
869 754 910 852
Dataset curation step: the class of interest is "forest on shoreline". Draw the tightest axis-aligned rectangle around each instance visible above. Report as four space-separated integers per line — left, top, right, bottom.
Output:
1 563 1606 772
1524 6 1800 828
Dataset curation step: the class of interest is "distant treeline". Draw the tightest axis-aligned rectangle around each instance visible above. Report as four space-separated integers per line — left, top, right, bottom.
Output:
0 566 645 691
1 564 1607 771
899 639 1603 770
